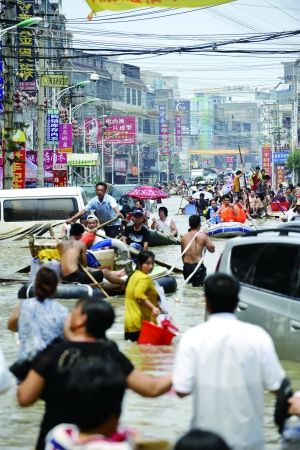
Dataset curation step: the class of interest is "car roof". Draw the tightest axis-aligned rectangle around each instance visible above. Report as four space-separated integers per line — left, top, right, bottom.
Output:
223 228 300 250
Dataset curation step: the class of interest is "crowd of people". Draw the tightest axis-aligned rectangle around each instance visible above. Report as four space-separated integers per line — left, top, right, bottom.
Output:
1 176 300 449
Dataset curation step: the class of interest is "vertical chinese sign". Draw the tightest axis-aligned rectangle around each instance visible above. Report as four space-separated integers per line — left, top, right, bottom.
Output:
53 151 68 187
0 43 3 188
261 144 272 182
17 0 36 92
58 124 73 153
275 166 285 189
159 105 169 161
12 149 26 188
175 114 182 149
44 149 53 185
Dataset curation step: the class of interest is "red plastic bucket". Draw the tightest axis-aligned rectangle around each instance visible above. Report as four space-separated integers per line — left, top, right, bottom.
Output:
138 321 176 345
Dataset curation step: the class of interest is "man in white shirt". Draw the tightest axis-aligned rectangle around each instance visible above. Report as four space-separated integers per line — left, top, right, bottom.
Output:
173 273 285 450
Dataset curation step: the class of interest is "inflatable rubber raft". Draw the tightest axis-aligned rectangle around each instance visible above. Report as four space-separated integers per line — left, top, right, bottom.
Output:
18 275 177 300
207 222 253 238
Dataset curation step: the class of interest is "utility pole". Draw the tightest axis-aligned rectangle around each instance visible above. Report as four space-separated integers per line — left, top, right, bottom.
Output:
36 25 45 187
3 1 16 189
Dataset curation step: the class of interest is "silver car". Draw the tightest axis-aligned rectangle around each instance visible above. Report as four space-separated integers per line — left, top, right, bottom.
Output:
217 224 300 363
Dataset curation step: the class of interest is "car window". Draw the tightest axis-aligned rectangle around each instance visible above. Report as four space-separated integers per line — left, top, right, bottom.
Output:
231 243 299 297
3 198 78 221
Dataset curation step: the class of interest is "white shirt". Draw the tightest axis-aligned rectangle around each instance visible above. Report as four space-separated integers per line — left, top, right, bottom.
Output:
287 208 300 222
173 313 285 450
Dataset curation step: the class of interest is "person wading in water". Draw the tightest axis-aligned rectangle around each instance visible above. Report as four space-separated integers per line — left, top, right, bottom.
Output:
181 215 215 287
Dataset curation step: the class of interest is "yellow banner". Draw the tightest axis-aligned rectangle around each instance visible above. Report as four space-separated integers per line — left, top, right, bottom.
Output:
86 0 235 13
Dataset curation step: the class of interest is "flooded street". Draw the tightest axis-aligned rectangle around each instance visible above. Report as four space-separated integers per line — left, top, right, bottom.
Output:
0 195 299 449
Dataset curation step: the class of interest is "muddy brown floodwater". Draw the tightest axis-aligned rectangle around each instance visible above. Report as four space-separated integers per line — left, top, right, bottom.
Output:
0 195 299 449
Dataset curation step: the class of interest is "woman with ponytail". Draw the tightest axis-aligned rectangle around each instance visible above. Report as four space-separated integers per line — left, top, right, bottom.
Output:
8 267 69 380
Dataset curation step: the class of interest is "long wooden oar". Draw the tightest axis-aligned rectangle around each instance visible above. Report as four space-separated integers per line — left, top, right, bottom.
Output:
78 263 111 299
166 208 230 276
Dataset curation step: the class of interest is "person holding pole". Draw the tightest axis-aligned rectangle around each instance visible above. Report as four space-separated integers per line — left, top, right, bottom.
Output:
181 215 215 287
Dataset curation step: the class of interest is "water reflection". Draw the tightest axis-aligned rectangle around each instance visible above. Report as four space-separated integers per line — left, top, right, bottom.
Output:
0 197 296 449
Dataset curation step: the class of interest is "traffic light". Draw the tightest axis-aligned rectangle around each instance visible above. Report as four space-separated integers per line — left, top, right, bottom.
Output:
14 91 22 109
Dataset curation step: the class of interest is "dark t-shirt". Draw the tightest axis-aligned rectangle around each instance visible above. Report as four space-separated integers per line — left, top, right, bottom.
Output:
124 224 150 246
32 340 134 450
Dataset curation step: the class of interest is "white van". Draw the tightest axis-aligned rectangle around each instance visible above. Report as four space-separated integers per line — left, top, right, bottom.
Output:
0 187 86 240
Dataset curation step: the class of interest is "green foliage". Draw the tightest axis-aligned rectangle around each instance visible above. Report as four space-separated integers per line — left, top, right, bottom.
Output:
286 149 300 171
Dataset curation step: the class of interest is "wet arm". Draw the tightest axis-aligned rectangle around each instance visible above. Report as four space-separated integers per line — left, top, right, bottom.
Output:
67 208 86 224
113 206 124 220
7 303 20 332
205 236 215 253
102 269 125 286
127 369 172 397
17 370 45 406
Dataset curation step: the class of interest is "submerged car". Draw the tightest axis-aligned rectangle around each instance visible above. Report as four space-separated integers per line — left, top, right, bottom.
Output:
216 223 300 363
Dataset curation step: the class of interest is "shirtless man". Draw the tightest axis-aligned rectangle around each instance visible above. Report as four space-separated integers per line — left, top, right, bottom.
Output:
181 215 215 287
58 223 125 286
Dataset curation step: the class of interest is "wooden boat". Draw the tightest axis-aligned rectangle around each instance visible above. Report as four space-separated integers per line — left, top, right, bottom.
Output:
149 230 180 247
206 222 253 238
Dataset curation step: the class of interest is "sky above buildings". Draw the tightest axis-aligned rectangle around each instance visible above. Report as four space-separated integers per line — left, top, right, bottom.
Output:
61 0 300 98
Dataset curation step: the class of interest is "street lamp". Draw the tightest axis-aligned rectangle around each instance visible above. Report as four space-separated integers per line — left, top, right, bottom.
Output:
69 98 100 121
53 80 91 107
137 141 158 184
0 17 43 37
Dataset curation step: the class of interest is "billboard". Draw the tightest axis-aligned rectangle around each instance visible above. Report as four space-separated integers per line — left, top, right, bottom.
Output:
105 116 136 145
175 100 190 135
175 114 182 148
261 144 272 182
46 111 60 144
58 124 73 153
159 104 170 159
17 1 36 92
13 149 26 189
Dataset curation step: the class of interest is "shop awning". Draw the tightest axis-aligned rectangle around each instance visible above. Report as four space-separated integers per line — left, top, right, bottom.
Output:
67 153 99 166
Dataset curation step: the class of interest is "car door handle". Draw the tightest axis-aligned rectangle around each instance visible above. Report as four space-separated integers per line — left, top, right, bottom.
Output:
237 302 248 311
290 321 300 331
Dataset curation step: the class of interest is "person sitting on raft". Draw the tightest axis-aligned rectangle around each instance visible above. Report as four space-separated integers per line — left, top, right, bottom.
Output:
217 196 237 222
58 223 125 286
151 206 178 237
233 196 247 224
124 251 160 342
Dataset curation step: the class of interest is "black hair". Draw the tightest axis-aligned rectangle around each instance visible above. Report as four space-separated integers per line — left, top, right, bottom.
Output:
237 195 243 202
136 200 144 207
158 206 168 217
136 250 155 270
70 223 85 237
204 273 240 313
235 170 242 175
66 356 126 432
174 429 231 450
189 214 201 229
76 298 115 339
35 267 58 302
255 166 260 171
95 181 108 190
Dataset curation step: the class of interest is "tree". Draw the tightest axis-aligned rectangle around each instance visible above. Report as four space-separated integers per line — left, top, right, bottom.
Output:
286 150 300 183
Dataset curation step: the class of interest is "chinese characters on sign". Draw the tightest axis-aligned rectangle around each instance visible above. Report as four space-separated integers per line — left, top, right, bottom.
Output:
17 1 36 92
0 44 3 112
175 114 182 149
273 151 289 164
58 124 73 153
53 151 67 171
261 144 272 182
46 111 60 143
275 165 285 189
159 104 169 161
85 0 234 13
175 100 190 135
13 149 26 189
41 75 69 88
105 116 136 145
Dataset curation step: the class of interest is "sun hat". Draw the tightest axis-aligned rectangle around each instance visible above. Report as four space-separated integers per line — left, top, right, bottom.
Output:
87 214 98 222
132 209 144 216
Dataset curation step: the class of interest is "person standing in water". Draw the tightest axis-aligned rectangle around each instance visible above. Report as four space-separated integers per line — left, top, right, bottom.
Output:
181 215 215 287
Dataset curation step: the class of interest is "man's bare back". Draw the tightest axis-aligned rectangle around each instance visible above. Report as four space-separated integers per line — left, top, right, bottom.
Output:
58 239 87 277
181 230 215 264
